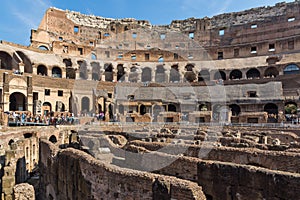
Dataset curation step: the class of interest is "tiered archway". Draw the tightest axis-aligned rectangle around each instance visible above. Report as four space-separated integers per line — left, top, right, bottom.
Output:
9 92 26 111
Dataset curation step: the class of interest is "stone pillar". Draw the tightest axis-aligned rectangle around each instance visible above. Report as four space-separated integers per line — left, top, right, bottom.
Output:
165 69 170 83
48 68 52 78
151 68 155 82
62 68 66 79
19 62 25 74
32 65 37 75
27 76 33 112
3 72 10 111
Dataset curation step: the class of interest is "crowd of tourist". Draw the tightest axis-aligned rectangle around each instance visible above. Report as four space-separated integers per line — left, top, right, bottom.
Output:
7 111 76 126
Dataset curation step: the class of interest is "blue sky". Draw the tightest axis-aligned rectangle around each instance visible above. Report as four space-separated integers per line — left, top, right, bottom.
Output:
0 0 294 46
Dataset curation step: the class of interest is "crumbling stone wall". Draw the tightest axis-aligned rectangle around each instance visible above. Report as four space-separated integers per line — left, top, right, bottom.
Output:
118 147 300 200
39 139 205 200
13 183 35 200
128 140 300 173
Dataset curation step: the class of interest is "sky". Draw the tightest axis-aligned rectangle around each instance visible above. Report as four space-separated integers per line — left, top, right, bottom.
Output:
0 0 295 46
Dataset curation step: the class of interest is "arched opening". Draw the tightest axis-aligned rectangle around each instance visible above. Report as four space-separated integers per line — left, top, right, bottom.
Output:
91 62 101 81
129 67 139 82
284 64 300 75
104 63 113 82
142 67 152 82
199 104 209 111
81 97 90 114
246 68 260 79
63 58 72 67
213 70 226 80
52 66 62 78
0 51 13 70
140 104 146 115
49 135 57 144
184 64 196 82
78 60 88 80
108 103 113 120
37 65 48 76
56 101 65 112
168 104 177 112
38 45 49 51
229 69 242 80
91 53 97 60
170 65 180 82
155 65 166 83
8 139 14 146
198 70 210 82
284 102 297 122
229 104 241 116
14 51 32 73
264 103 278 123
42 102 52 116
117 64 125 82
66 68 76 79
9 92 26 111
264 67 279 77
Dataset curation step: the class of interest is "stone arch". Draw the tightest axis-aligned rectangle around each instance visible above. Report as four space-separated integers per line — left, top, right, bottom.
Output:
129 66 139 82
117 64 125 82
142 67 152 82
108 103 113 120
199 103 209 111
42 102 52 116
56 101 65 112
49 135 57 144
8 139 14 146
81 97 90 114
140 104 146 115
91 53 97 60
38 45 49 51
91 62 101 81
14 51 32 73
155 65 166 83
170 65 180 82
52 66 62 78
184 64 196 82
284 64 300 75
0 51 13 70
63 58 72 67
37 65 48 76
264 67 279 77
78 60 88 80
64 58 75 79
104 63 113 82
229 104 241 116
213 70 226 80
229 69 242 80
264 103 278 123
9 92 26 111
168 104 177 112
198 70 210 82
246 68 260 79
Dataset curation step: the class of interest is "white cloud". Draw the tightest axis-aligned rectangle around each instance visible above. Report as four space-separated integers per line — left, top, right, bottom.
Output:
10 0 51 29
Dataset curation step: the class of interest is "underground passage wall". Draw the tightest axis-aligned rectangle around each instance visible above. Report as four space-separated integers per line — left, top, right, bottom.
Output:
39 140 205 200
120 146 300 200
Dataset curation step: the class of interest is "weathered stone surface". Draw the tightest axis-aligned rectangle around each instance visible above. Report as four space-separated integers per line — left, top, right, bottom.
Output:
13 183 35 200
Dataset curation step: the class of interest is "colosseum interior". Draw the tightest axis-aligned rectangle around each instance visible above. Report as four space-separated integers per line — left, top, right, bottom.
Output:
1 1 300 200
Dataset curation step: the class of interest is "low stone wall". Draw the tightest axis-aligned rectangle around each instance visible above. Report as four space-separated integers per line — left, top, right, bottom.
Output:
129 140 300 173
119 146 300 200
39 139 205 200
